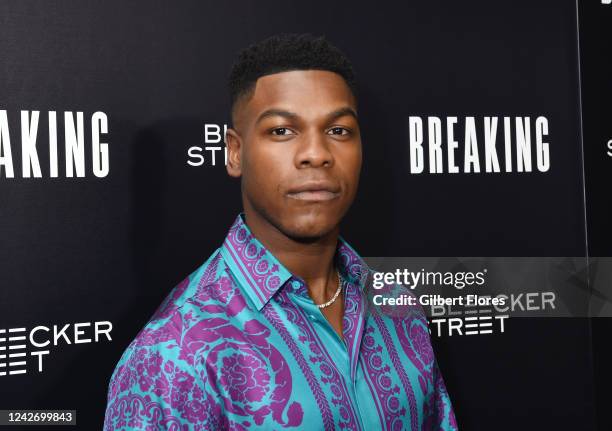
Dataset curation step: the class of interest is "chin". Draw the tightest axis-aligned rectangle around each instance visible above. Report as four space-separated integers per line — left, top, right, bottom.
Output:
282 211 338 241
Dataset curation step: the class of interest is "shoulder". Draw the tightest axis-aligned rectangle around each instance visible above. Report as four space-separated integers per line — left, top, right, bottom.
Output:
128 248 246 351
114 245 253 360
151 248 229 320
105 248 234 403
109 249 233 371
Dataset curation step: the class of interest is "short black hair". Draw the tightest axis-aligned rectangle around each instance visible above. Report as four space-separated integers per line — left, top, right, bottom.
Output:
228 33 357 115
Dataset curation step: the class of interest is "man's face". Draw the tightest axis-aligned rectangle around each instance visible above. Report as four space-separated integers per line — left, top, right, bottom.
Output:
227 69 362 240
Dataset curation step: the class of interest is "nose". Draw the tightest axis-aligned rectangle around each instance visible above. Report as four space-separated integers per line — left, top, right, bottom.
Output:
294 131 334 169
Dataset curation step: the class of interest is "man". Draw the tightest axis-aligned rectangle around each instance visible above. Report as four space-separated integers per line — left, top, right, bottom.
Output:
104 33 457 430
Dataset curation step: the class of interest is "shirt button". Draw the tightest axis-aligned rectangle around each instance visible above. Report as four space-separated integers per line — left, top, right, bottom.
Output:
309 314 316 320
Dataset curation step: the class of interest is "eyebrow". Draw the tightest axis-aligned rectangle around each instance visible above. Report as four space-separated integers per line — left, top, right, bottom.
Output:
254 106 358 125
327 107 359 122
255 109 298 125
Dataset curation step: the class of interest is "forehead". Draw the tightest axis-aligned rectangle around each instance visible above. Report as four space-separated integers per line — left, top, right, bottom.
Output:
237 70 356 122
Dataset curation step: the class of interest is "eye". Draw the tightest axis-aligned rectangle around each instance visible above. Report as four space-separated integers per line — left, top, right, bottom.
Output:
328 127 350 136
271 127 296 136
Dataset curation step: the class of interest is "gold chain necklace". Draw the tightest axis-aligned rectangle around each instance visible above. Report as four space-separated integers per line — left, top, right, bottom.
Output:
315 270 343 309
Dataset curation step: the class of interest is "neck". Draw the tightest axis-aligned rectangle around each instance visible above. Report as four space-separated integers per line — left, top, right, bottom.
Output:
242 208 340 302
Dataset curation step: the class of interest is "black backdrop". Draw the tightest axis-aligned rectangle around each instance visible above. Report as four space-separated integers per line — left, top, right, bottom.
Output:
580 1 612 431
0 1 608 430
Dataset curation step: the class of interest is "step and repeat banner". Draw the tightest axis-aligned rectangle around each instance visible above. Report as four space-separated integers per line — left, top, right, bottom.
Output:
1 1 609 430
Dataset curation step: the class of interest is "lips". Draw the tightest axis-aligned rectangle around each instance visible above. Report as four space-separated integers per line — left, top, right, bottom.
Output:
286 181 341 202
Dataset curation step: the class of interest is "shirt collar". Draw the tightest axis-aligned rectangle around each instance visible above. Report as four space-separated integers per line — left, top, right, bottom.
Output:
220 213 369 311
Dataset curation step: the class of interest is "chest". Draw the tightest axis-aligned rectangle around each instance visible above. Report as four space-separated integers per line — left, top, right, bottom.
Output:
198 303 432 430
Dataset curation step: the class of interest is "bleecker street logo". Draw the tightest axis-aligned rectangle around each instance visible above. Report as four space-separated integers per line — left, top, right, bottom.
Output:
0 321 112 377
187 123 228 167
427 291 557 337
428 304 509 337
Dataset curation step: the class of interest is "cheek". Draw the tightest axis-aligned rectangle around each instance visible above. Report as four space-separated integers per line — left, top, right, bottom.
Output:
244 143 291 194
338 147 363 186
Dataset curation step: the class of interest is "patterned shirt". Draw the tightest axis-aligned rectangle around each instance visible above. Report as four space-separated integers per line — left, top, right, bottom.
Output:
104 213 457 430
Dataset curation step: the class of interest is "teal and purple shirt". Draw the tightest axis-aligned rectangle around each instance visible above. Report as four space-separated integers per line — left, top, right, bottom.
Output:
104 214 457 430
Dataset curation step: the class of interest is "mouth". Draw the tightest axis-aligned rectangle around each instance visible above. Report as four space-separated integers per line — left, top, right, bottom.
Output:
287 190 340 201
286 182 341 202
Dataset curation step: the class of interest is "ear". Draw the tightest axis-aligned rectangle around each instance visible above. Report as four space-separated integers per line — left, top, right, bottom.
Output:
225 128 243 178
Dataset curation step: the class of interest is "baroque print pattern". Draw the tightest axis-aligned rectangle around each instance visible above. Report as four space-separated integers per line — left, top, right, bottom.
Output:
104 214 457 430
105 252 303 430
